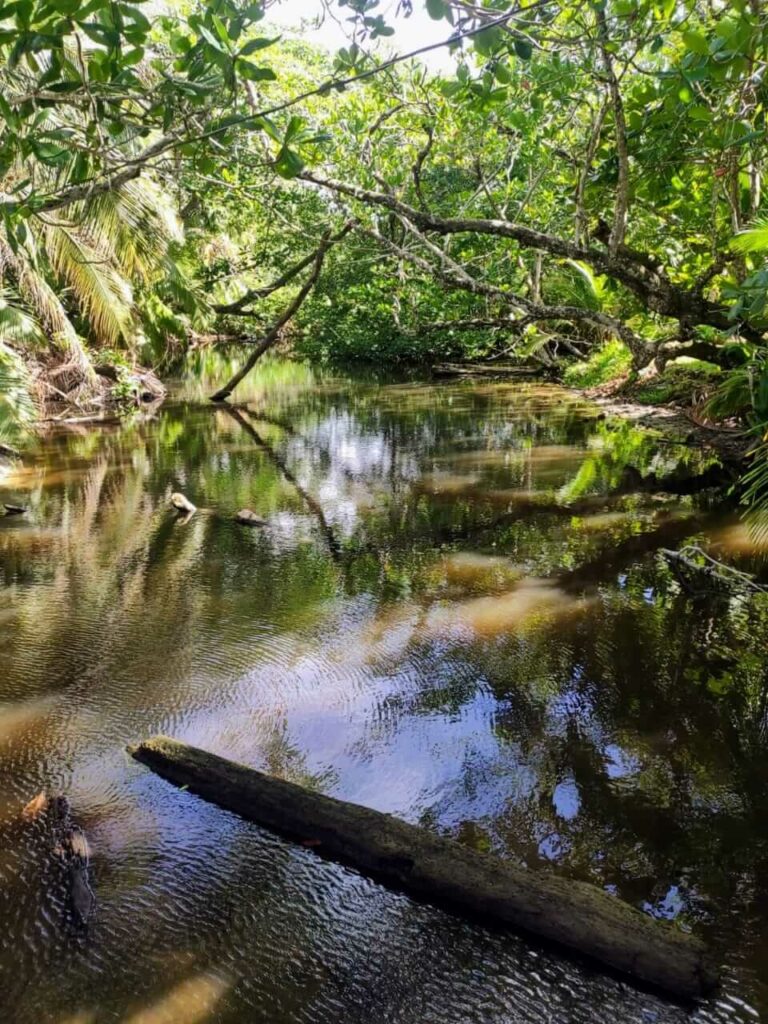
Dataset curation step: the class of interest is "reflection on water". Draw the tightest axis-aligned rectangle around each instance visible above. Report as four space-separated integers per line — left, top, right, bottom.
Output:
1 363 767 1023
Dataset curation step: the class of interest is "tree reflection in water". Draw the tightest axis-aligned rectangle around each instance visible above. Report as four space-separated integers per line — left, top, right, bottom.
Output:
1 363 766 1023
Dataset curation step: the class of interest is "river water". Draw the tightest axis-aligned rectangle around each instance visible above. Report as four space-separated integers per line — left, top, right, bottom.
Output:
0 363 766 1024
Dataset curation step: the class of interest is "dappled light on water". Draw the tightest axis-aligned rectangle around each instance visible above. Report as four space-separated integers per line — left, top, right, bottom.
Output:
425 578 584 638
1 365 767 1023
122 972 232 1024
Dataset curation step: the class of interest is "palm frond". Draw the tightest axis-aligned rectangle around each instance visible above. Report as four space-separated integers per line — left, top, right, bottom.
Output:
544 260 608 312
0 286 44 347
42 223 134 346
0 237 95 380
0 340 36 444
85 178 183 285
731 222 768 255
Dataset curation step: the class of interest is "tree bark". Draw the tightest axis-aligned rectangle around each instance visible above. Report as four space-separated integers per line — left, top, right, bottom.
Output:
595 8 630 254
130 735 718 1000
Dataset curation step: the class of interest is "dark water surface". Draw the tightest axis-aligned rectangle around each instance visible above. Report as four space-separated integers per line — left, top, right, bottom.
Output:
1 364 767 1024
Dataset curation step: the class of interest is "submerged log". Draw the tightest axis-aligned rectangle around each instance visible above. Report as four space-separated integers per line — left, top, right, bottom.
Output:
22 791 94 926
130 736 717 1000
235 508 267 527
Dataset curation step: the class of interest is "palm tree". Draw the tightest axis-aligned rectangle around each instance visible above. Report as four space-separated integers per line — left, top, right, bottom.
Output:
0 289 38 447
0 55 190 415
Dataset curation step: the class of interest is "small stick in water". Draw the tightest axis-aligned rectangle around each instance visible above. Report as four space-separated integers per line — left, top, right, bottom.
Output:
235 509 267 527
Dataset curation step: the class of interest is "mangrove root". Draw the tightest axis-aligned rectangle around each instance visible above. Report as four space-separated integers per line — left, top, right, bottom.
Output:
130 736 717 1001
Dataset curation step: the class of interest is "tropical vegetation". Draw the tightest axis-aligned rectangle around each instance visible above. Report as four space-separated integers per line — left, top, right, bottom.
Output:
1 0 767 499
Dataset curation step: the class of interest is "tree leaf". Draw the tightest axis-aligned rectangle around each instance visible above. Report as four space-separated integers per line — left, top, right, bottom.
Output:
274 145 304 179
239 36 277 56
514 38 533 60
426 0 447 20
682 29 709 55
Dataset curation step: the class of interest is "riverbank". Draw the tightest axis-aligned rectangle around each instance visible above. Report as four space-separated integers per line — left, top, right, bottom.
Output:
432 360 751 466
578 379 751 465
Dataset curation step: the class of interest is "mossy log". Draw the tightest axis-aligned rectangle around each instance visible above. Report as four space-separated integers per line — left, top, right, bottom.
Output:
130 736 717 1001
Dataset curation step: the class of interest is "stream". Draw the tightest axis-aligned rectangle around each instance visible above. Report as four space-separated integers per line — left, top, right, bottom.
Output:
1 362 766 1023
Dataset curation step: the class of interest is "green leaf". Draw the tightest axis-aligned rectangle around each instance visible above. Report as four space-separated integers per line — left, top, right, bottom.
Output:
514 38 533 60
689 104 711 121
284 115 305 143
237 59 275 81
426 0 447 20
239 35 276 56
493 61 511 84
731 223 768 254
51 0 83 14
682 29 709 55
274 145 304 179
196 22 227 52
474 26 502 56
119 4 150 33
0 92 19 129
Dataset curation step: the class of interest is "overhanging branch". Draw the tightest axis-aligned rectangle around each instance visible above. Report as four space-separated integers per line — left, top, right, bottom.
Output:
209 223 351 402
213 224 353 315
303 171 761 344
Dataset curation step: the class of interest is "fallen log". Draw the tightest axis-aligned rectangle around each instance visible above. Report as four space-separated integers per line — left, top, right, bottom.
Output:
130 736 717 1000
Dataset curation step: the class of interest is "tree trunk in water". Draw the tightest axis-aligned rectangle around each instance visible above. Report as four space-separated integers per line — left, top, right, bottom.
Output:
210 224 351 403
130 736 718 1001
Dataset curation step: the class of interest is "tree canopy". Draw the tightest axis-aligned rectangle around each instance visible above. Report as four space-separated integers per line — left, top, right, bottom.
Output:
1 0 767 493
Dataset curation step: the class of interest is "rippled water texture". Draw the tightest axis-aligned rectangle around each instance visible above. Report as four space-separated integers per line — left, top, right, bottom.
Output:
1 366 767 1024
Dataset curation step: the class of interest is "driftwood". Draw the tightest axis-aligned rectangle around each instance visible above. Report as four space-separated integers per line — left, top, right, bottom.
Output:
171 492 196 515
130 736 717 1000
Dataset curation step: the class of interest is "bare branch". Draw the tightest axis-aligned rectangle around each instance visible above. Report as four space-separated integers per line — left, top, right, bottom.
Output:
210 223 352 401
304 171 760 345
213 224 353 315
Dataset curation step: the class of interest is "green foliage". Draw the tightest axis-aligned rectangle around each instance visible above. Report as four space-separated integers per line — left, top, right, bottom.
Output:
0 341 35 445
563 341 632 389
632 360 722 406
